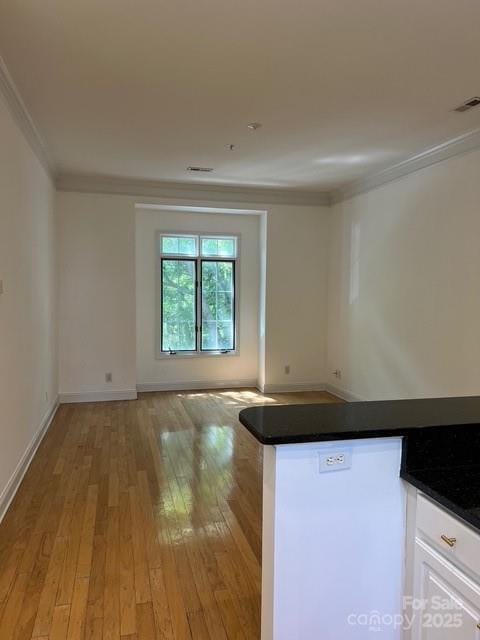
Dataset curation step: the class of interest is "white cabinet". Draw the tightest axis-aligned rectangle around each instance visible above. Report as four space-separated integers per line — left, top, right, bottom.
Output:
415 494 480 578
412 538 480 639
410 495 480 640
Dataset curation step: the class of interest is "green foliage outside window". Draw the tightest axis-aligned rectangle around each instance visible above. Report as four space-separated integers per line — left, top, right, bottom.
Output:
161 260 196 351
201 261 234 350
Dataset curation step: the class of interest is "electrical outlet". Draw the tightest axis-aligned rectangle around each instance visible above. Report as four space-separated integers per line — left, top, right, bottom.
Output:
333 369 342 379
105 372 112 383
284 365 290 375
319 449 352 473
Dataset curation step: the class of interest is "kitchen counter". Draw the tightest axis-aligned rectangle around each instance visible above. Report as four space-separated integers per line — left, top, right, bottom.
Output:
239 396 480 639
240 395 480 533
400 418 480 533
403 465 480 531
239 395 480 445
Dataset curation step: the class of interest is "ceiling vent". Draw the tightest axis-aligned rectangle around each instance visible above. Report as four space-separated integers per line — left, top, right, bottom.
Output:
187 166 213 172
453 97 480 113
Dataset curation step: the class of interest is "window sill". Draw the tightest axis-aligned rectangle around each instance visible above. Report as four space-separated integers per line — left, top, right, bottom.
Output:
155 350 239 360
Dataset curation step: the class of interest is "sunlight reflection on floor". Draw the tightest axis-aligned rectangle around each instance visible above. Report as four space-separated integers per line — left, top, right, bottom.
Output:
175 388 279 406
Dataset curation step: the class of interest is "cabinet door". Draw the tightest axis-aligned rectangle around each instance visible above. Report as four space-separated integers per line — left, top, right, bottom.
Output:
412 538 480 639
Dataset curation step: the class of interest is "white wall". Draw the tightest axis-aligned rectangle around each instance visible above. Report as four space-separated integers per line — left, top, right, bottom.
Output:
262 204 330 391
258 213 267 390
57 192 137 399
327 147 480 401
0 95 57 507
56 192 329 395
135 207 260 387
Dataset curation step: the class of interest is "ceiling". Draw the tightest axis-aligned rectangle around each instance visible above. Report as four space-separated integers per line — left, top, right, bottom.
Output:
1 0 480 193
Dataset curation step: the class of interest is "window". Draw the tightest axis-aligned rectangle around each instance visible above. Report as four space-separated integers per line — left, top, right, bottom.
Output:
159 234 238 356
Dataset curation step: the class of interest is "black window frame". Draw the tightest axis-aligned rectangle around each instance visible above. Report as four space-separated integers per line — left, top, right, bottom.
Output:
199 258 236 353
160 257 199 354
158 235 238 358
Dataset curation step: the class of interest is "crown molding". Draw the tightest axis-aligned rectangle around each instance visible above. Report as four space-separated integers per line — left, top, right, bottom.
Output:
3 45 480 206
58 125 480 208
55 172 331 207
331 127 480 204
0 56 55 178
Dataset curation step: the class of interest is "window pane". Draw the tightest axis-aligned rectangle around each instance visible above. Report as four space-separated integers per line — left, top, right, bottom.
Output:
201 261 234 351
201 238 218 256
218 261 233 292
218 238 235 256
202 322 217 350
217 322 233 349
162 237 178 253
162 260 196 351
201 237 236 258
178 237 196 255
161 236 197 256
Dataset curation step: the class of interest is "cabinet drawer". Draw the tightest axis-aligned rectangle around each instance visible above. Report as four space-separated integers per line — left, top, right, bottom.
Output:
416 493 480 579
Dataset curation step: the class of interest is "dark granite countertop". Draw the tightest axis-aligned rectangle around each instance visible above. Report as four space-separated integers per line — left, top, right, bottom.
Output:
402 465 480 532
400 421 480 532
239 396 480 534
239 396 480 445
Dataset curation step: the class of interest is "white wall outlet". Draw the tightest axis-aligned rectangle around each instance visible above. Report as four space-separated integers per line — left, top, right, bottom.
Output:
284 365 290 375
105 372 113 383
319 448 352 473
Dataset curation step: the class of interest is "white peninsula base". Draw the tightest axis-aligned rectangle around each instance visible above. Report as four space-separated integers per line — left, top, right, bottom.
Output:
262 437 406 640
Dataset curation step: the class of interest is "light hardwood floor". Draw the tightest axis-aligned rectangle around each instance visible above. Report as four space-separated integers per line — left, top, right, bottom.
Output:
0 389 339 639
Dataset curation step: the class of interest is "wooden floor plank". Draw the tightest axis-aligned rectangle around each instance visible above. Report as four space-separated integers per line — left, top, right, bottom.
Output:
84 604 103 640
12 533 54 640
77 484 99 579
32 536 68 637
187 609 211 640
119 492 136 637
0 389 339 639
0 572 29 637
103 507 120 640
66 577 89 640
136 602 156 640
149 568 175 640
128 487 151 605
49 604 71 640
214 589 248 640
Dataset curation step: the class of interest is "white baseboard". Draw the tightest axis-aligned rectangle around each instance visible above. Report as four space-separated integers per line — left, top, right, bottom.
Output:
0 397 59 524
137 379 257 393
59 389 138 404
260 382 327 394
324 383 366 402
